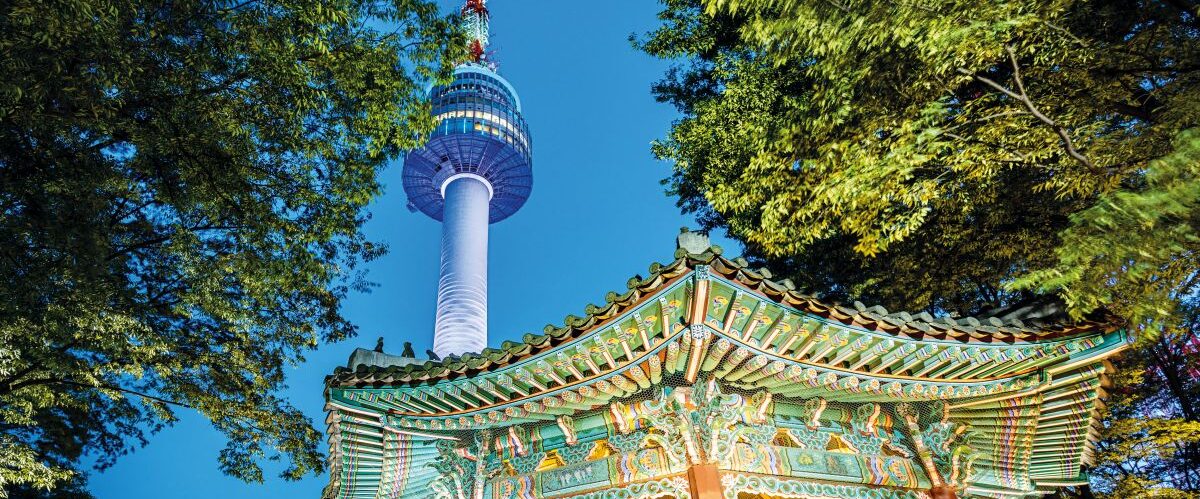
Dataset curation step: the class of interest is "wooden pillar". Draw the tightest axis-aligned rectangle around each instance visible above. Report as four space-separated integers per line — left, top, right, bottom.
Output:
930 485 957 499
688 464 724 499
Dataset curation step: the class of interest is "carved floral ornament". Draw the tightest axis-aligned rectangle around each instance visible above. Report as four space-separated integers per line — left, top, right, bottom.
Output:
424 378 777 499
720 473 932 499
423 377 984 499
896 402 981 491
608 377 774 467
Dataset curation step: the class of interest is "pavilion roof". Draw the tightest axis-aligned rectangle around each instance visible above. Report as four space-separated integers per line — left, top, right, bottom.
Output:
322 233 1128 499
327 234 1119 389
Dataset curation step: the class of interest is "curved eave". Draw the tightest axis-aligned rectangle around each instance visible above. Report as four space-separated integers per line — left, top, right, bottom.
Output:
326 260 1128 425
328 247 1122 389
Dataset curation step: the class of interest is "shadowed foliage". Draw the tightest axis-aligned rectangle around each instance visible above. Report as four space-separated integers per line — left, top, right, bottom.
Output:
0 0 463 496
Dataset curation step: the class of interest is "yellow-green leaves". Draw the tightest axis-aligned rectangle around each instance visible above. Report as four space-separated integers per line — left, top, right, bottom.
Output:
1013 129 1200 336
639 0 1200 323
0 437 75 499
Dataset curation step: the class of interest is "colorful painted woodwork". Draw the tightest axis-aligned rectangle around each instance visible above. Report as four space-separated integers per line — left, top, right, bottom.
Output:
322 232 1127 499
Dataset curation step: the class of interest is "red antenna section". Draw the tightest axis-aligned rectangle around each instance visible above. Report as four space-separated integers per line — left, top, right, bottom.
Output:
469 40 485 62
462 0 488 16
461 0 490 64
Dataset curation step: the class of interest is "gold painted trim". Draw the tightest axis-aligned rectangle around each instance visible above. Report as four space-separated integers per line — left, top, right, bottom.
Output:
381 330 689 418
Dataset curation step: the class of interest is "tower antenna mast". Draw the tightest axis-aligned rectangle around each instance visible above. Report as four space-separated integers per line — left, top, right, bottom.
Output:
462 0 490 64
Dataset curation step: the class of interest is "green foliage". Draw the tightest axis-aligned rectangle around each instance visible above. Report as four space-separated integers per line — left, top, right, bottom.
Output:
637 0 1200 324
1015 130 1200 330
638 0 1200 495
1090 302 1200 495
0 0 463 496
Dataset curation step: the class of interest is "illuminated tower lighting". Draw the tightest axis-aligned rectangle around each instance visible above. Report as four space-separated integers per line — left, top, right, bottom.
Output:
402 0 532 358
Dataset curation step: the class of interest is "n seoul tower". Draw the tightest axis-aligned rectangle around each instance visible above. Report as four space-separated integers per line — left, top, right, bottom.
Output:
403 0 532 358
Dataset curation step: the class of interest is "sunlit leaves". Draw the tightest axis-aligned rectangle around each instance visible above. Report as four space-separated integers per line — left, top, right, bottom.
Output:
0 436 75 499
1014 129 1200 327
638 0 1200 325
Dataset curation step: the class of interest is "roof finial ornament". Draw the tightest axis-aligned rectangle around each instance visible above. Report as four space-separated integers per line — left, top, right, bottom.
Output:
676 227 712 255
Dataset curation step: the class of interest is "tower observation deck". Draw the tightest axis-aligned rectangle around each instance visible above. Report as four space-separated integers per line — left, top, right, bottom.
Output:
403 0 532 358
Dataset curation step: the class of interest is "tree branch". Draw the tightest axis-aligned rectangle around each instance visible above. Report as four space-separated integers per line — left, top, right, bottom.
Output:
3 376 194 409
956 46 1099 174
106 224 242 261
1041 21 1089 48
823 0 852 13
66 379 195 409
0 340 80 395
214 0 263 14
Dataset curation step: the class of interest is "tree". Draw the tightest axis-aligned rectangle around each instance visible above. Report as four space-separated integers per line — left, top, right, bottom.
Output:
637 0 1199 323
1091 299 1200 497
636 0 1200 495
0 0 463 496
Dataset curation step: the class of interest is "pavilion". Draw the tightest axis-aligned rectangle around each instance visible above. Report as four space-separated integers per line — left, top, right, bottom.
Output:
322 230 1127 499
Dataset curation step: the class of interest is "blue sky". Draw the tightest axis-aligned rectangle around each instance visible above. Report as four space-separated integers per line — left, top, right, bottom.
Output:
88 1 738 497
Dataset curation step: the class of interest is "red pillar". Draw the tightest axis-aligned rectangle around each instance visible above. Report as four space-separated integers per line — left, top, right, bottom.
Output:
688 464 724 499
930 485 958 499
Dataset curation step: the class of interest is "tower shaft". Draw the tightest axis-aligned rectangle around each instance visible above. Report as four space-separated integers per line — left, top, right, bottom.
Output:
433 175 491 357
